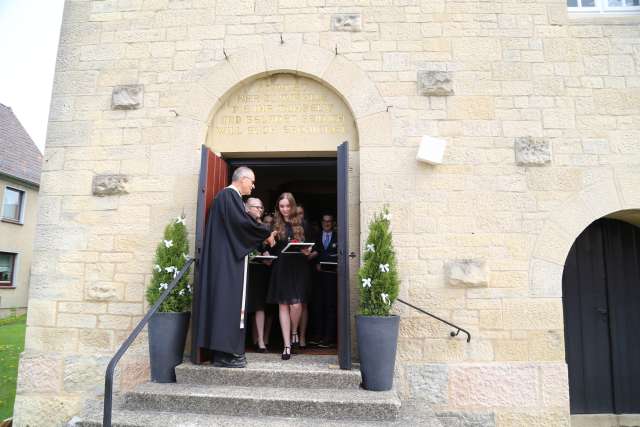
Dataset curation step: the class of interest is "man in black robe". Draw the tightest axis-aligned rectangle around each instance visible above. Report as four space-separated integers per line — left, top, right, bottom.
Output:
196 166 275 368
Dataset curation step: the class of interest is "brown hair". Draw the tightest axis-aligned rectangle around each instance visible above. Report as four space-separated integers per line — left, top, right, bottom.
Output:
273 192 305 241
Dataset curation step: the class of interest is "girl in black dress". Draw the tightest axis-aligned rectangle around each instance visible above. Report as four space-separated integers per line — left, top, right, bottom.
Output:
266 192 312 360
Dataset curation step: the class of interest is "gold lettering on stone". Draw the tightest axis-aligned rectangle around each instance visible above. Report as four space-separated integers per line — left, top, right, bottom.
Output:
209 73 357 153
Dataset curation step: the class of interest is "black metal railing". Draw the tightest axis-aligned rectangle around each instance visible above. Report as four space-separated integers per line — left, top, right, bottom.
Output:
397 298 471 343
103 258 194 427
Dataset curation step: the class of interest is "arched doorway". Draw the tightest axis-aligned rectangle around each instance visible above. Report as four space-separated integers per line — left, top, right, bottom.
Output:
563 217 640 414
191 73 360 369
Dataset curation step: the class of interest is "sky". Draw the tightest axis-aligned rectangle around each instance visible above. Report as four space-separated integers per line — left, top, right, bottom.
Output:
0 0 66 153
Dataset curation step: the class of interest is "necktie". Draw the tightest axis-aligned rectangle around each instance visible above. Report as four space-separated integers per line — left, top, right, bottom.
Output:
323 233 329 249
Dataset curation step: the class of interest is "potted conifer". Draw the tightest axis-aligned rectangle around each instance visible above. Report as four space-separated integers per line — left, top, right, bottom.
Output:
146 215 192 383
356 208 400 391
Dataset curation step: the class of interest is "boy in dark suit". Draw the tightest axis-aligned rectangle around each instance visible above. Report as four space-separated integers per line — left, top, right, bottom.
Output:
308 214 338 347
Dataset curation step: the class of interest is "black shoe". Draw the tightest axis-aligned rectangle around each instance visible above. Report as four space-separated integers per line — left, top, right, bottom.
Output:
256 344 268 353
282 346 291 361
213 352 247 368
308 339 321 346
317 341 335 348
291 332 300 348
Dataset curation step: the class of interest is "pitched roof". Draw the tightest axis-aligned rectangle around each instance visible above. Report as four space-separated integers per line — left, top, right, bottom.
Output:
0 103 43 186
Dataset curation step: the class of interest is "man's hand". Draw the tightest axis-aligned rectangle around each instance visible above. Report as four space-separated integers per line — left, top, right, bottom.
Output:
265 231 277 248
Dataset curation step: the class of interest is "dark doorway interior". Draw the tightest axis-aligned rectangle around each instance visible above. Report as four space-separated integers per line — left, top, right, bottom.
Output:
226 158 338 355
563 218 640 414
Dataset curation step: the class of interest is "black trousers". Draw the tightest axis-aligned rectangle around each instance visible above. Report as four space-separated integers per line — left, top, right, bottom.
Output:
310 271 337 342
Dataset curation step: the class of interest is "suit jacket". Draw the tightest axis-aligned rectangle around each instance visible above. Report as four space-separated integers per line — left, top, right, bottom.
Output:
313 230 338 264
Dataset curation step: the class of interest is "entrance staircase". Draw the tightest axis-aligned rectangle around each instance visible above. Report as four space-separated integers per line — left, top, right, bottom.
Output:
74 353 422 426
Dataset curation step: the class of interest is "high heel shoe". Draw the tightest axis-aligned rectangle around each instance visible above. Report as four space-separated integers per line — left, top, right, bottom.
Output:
281 346 291 360
291 332 300 348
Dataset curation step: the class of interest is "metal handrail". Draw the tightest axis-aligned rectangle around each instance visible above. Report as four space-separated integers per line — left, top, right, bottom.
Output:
103 258 194 427
397 298 471 343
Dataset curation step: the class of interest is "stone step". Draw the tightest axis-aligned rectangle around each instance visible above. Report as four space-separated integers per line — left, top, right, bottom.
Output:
175 354 361 389
75 408 426 427
122 383 401 421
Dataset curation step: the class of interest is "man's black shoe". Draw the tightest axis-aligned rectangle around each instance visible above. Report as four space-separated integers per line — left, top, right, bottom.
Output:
317 341 335 348
212 351 247 368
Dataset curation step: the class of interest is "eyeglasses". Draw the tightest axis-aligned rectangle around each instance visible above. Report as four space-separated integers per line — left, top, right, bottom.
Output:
248 205 264 210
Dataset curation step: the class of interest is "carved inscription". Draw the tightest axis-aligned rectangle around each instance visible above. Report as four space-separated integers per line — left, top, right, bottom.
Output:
213 79 346 137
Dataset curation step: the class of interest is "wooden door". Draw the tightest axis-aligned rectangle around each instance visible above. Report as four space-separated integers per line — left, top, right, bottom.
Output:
337 141 352 370
563 218 640 414
191 145 229 364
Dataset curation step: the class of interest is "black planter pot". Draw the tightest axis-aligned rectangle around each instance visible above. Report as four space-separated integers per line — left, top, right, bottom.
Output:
356 314 400 391
148 311 190 383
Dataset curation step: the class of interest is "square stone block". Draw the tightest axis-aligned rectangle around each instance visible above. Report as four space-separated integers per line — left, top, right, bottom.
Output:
515 137 551 166
418 71 454 96
445 259 488 288
92 174 129 197
331 14 362 32
112 84 143 110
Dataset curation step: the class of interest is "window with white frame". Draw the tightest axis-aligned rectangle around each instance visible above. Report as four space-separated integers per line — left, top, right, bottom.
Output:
0 252 16 287
568 0 640 13
2 187 25 223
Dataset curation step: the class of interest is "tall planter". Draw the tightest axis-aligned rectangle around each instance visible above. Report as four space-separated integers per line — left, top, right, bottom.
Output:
148 311 190 383
356 314 400 391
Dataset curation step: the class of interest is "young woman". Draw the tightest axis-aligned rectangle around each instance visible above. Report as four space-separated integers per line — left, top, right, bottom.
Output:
266 193 312 360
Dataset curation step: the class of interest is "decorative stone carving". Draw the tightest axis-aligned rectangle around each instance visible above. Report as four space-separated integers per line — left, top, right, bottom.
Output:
111 84 143 110
92 174 129 197
445 259 488 288
417 71 454 96
331 14 362 32
515 137 551 166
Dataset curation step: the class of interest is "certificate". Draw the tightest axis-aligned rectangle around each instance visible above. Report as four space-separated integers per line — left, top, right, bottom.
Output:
281 242 315 254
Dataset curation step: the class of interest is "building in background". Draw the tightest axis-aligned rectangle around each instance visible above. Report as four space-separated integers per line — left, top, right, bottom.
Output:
0 103 42 318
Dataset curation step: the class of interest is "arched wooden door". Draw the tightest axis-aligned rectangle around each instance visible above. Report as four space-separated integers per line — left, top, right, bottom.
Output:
563 218 640 414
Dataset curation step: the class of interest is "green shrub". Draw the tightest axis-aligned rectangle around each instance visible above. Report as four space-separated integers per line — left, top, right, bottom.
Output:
146 216 192 312
357 207 399 316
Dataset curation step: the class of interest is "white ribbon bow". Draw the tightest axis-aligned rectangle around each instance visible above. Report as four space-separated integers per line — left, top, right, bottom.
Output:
175 216 186 225
379 263 390 273
163 240 173 248
381 293 390 305
366 243 375 253
362 277 372 288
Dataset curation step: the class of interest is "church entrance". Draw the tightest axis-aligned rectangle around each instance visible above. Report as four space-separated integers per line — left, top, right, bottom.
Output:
190 72 359 370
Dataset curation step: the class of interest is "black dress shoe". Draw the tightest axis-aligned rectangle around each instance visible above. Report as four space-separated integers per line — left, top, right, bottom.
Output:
213 352 247 368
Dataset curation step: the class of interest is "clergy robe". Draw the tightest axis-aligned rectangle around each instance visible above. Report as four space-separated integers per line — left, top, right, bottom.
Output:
195 187 271 355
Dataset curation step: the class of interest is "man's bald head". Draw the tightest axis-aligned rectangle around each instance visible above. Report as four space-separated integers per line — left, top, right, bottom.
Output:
232 166 255 196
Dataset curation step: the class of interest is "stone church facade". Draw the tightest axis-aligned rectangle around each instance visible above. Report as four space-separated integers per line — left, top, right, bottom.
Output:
14 0 640 425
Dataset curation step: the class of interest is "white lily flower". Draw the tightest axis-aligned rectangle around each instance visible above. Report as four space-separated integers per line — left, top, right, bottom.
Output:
182 253 190 260
362 277 372 288
159 282 168 290
153 264 162 272
178 289 185 296
163 240 173 248
366 243 375 253
381 293 390 305
382 212 392 221
175 216 186 225
379 263 390 273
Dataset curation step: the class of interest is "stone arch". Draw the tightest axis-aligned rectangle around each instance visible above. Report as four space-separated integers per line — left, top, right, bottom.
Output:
529 169 640 297
174 41 390 150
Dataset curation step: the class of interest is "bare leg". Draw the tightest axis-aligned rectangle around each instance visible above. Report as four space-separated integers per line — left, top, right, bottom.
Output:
255 310 266 349
299 303 308 347
279 304 291 349
289 303 302 344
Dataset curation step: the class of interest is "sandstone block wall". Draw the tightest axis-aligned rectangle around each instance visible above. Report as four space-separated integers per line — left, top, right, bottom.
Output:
14 0 640 425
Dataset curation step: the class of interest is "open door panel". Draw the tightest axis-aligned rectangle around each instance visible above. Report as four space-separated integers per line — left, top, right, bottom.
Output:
192 145 229 364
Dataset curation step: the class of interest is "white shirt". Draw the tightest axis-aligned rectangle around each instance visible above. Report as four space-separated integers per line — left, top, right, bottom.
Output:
226 184 241 197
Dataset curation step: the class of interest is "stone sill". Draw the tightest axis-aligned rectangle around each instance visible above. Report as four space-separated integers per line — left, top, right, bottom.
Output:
1 217 23 225
0 286 16 289
568 13 640 25
571 413 640 427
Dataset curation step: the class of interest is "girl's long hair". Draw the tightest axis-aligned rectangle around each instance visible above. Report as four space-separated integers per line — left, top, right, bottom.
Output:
273 192 305 241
